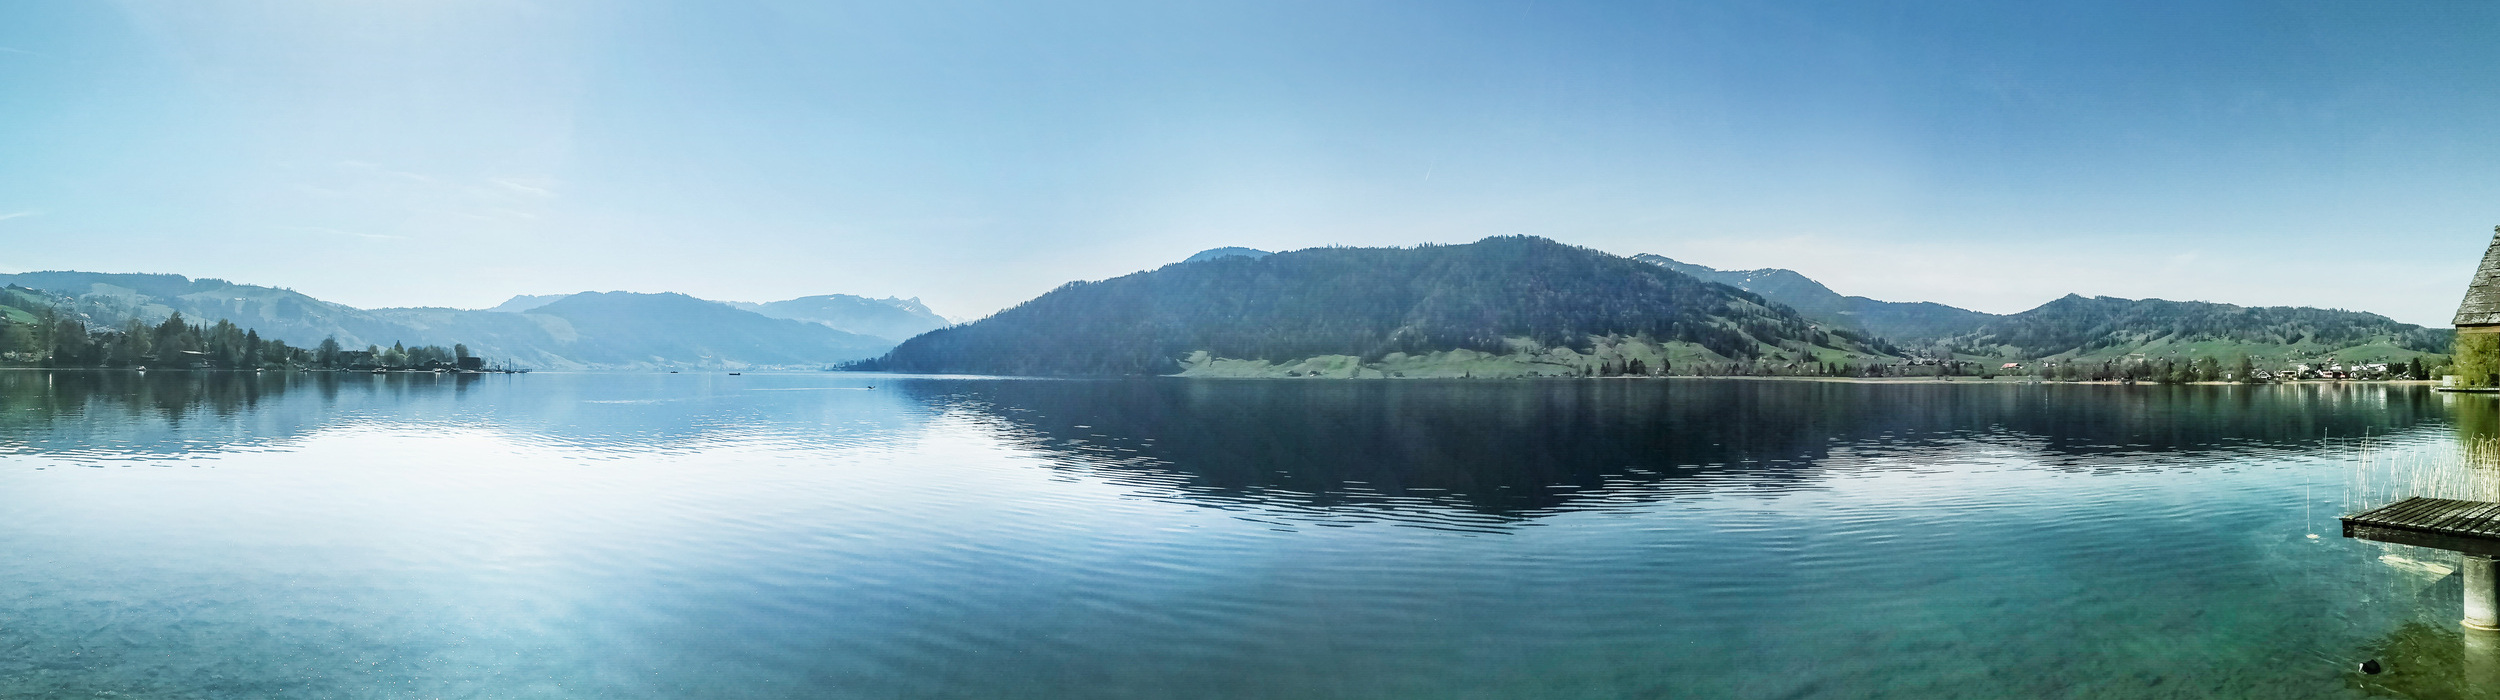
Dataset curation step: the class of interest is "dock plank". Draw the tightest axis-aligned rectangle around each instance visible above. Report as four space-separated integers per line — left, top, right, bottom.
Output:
2374 497 2445 524
2443 502 2500 532
2458 503 2500 535
2353 497 2440 529
2425 501 2491 532
2403 499 2475 528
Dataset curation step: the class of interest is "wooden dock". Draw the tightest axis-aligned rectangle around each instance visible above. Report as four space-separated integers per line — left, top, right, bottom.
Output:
2346 496 2500 629
2345 497 2500 557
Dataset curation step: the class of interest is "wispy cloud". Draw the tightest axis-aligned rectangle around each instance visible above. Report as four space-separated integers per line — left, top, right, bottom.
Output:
336 159 432 183
489 177 556 198
290 225 405 241
0 211 39 222
0 47 34 56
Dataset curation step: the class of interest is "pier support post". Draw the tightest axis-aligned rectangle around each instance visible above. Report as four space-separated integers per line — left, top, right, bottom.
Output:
2470 626 2500 691
2468 555 2499 630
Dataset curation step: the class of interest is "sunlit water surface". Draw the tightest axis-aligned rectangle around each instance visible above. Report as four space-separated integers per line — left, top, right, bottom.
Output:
0 371 2491 698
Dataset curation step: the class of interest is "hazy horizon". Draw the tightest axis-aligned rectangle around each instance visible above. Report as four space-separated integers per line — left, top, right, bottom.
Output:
5 1 2496 326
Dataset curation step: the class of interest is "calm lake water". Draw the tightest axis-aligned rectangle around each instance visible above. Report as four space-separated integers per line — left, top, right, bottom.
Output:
1 371 2493 698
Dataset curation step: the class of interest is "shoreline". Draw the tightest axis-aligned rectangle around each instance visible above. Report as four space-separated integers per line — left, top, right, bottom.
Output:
1166 373 2444 386
4 366 2447 387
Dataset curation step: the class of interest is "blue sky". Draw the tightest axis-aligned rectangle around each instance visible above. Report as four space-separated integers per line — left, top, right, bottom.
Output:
2 1 2495 325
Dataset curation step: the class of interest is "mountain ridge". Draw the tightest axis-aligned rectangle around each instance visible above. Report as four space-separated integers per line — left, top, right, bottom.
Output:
730 294 948 342
1628 255 2450 363
488 290 948 344
1182 247 1273 263
1632 255 1997 341
1941 293 2448 363
0 271 909 369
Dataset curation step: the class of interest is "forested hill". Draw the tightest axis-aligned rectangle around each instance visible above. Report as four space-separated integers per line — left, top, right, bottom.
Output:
869 236 1897 376
1631 254 2454 362
1943 294 2452 362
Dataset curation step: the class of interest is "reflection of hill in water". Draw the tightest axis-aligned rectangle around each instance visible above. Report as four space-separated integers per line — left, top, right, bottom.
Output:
1 370 353 460
0 371 923 461
0 371 2455 521
906 380 2451 518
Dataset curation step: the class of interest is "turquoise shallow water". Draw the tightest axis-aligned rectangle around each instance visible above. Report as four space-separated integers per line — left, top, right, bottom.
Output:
0 371 2485 698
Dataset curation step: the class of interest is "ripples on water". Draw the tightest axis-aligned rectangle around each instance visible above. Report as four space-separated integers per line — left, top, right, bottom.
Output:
0 371 2484 698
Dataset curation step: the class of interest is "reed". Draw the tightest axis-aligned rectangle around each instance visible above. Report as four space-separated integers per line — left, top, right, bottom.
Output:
2345 434 2500 510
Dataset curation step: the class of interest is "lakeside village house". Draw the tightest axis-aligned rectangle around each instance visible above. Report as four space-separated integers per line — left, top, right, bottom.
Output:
1989 360 2388 381
2459 226 2500 387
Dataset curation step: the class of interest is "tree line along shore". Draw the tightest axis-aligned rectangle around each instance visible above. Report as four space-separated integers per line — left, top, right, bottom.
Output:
1170 343 2441 383
0 310 510 372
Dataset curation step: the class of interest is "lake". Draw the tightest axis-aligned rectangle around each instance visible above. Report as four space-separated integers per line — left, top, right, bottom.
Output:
0 371 2489 698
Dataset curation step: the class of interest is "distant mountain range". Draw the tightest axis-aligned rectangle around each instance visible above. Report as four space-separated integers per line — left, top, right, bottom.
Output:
485 294 572 313
870 236 1895 376
724 295 947 343
1633 255 2448 363
0 272 936 369
4 236 2450 375
486 291 946 343
1633 255 1995 341
869 240 2450 376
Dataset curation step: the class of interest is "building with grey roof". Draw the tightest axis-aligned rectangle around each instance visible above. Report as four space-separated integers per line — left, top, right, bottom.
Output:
2454 226 2500 387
